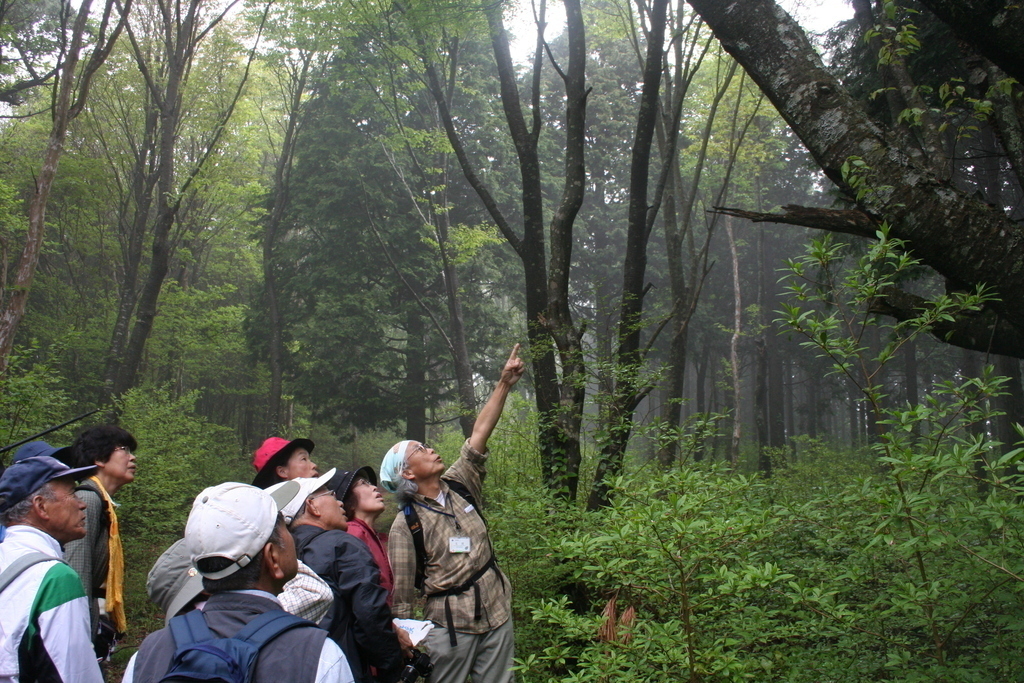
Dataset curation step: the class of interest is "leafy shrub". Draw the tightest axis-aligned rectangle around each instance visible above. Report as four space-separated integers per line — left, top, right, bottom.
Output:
117 385 243 540
0 345 72 453
113 385 245 653
507 232 1024 681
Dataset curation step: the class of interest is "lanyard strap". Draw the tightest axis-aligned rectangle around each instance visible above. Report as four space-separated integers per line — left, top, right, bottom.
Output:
412 500 462 530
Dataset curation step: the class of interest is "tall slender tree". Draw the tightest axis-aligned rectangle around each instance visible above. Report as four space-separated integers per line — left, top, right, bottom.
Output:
0 0 130 372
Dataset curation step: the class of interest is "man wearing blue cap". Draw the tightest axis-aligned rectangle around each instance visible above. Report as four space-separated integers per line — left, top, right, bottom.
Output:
0 450 104 683
0 441 73 544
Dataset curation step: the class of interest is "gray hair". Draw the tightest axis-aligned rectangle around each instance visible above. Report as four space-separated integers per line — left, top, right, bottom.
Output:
393 471 419 501
0 483 59 527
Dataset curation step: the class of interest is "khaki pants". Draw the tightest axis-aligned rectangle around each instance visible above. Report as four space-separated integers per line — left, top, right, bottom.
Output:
423 619 515 683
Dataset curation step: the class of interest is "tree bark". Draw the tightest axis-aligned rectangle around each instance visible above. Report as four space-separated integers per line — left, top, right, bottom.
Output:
587 0 670 511
404 310 427 442
685 0 1024 338
108 0 257 397
994 354 1023 478
960 348 990 494
726 217 742 466
0 0 129 372
915 0 1024 84
264 50 314 435
755 337 770 475
656 42 733 466
422 0 588 498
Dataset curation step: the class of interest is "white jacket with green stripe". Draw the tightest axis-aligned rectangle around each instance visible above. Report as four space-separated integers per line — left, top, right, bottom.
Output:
0 525 103 683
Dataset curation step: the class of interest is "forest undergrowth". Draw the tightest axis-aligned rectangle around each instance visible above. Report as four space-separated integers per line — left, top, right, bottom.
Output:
2 232 1023 682
2 365 1023 682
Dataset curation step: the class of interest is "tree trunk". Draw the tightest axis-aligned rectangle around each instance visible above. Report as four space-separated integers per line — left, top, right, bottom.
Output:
0 0 128 372
693 338 710 462
656 45 736 466
425 0 589 499
904 335 919 407
686 0 1024 339
960 348 990 494
587 0 670 511
995 355 1024 478
107 0 255 397
755 337 771 475
784 357 795 460
726 217 742 466
264 51 314 434
404 310 427 442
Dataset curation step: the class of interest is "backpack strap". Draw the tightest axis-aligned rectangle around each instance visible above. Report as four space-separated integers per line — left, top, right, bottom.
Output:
233 610 309 647
164 609 309 683
74 483 110 529
401 503 428 593
444 479 484 525
170 608 309 650
0 552 58 594
427 556 501 647
444 479 498 570
402 477 503 647
168 609 217 649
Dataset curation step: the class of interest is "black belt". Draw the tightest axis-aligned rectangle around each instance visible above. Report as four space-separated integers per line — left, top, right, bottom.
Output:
426 556 503 646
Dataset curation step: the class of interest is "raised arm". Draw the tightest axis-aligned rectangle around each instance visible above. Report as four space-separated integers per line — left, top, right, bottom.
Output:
468 344 524 454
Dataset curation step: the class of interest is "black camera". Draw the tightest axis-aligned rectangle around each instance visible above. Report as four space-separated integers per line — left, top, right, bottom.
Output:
399 648 433 683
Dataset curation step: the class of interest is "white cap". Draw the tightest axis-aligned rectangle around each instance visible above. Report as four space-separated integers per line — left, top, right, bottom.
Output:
185 482 281 580
273 468 337 524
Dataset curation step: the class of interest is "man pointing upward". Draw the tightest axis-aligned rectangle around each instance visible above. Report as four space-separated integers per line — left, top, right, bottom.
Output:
381 345 524 683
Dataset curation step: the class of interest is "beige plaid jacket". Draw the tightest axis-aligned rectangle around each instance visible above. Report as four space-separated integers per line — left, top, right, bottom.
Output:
388 440 510 633
280 560 334 624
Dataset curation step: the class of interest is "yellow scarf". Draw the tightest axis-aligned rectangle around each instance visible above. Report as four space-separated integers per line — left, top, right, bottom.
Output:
88 476 126 633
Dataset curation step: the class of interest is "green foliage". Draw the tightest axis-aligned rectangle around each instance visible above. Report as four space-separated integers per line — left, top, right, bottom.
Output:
116 385 243 541
515 467 796 682
491 232 1024 682
0 344 72 451
776 232 1024 678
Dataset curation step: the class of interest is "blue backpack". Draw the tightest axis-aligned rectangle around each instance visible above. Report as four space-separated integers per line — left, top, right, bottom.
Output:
159 609 309 683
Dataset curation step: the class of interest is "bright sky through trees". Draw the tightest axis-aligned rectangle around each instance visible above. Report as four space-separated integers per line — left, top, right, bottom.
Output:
508 0 853 62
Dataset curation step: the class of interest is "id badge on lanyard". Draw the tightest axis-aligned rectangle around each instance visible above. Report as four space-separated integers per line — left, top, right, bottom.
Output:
449 536 471 553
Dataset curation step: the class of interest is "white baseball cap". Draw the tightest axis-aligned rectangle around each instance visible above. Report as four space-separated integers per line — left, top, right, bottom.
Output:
185 482 285 580
270 468 337 524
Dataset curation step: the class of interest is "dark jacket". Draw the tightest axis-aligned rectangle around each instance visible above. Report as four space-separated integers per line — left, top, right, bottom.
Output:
128 592 327 683
64 479 108 633
291 524 403 683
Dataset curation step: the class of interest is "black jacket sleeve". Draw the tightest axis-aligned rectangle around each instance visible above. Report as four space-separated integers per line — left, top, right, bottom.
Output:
332 534 404 681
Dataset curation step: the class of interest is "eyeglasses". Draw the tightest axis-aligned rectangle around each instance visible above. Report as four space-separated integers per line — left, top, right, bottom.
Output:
52 492 80 504
113 446 133 455
411 442 432 455
307 490 337 502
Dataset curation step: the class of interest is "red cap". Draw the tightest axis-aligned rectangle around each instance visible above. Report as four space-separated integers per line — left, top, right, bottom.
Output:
251 437 315 489
253 437 291 472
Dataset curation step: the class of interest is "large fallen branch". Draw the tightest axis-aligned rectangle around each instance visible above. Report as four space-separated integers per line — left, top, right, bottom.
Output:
712 204 878 239
712 205 1024 358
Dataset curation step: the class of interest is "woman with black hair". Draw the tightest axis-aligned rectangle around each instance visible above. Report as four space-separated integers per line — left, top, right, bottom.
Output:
65 424 137 660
